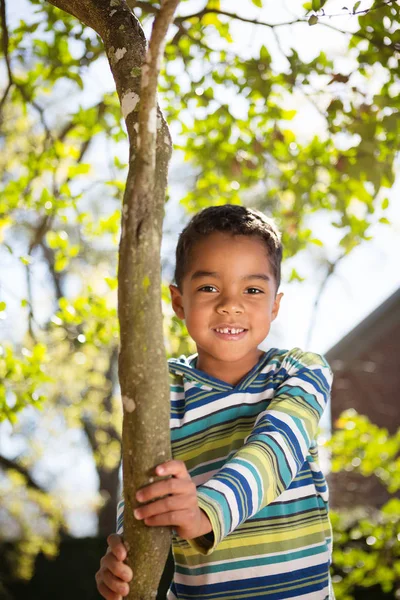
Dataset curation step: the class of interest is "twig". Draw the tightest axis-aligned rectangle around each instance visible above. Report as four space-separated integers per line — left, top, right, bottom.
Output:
308 0 397 18
175 7 300 28
137 0 399 68
25 263 38 341
306 254 345 348
0 0 13 114
40 241 64 300
318 20 400 53
134 0 180 184
134 0 398 29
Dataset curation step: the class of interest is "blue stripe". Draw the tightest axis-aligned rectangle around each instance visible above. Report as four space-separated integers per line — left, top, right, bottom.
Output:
174 562 330 599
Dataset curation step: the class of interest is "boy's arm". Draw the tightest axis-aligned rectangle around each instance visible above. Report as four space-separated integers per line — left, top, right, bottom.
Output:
193 350 332 554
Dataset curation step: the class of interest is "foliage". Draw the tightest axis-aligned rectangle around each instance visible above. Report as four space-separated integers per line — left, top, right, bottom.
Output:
0 472 63 580
327 411 400 599
330 409 400 494
0 0 399 581
0 342 51 422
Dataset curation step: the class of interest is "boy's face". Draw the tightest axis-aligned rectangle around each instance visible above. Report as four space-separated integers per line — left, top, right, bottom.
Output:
170 233 282 379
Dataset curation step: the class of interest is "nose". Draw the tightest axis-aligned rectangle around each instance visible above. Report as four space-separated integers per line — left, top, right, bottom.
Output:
216 294 244 315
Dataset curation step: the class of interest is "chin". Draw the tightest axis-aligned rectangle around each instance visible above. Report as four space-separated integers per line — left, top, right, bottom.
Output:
212 348 254 362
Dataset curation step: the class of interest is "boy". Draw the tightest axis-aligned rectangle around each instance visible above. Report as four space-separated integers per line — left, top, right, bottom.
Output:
96 204 334 600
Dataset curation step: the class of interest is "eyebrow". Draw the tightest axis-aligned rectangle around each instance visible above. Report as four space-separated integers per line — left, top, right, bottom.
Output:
190 271 270 282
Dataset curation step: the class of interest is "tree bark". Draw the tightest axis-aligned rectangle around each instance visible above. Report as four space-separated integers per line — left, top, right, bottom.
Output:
46 1 180 597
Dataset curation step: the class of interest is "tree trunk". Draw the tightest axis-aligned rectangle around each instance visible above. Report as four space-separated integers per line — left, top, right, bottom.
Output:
46 1 180 597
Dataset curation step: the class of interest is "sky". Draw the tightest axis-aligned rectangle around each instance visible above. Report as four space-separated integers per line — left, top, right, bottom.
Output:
1 0 399 537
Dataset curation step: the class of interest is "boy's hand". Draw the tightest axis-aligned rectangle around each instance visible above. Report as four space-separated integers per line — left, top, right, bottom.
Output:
95 534 132 600
134 459 212 541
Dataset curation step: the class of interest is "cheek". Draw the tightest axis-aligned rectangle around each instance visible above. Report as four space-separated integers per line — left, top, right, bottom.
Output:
185 300 211 329
253 303 274 326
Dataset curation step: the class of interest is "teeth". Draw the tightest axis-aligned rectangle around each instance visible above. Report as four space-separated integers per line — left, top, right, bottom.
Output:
215 328 244 334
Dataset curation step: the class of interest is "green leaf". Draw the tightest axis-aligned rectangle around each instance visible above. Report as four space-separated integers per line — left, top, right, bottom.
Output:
251 0 262 6
288 268 305 282
308 14 319 25
105 277 118 290
0 302 6 311
32 343 47 361
54 255 68 272
67 163 91 178
114 156 127 170
353 1 361 11
312 0 327 10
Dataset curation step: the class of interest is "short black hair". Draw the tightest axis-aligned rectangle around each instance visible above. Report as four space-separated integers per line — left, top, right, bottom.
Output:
174 205 282 291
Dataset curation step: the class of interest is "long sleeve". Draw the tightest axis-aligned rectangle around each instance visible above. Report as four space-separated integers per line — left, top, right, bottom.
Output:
192 350 332 554
116 499 125 534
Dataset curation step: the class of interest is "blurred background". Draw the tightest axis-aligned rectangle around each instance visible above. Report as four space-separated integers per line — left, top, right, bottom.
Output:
0 0 399 598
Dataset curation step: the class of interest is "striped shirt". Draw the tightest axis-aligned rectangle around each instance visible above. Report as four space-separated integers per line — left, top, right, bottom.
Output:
117 347 334 599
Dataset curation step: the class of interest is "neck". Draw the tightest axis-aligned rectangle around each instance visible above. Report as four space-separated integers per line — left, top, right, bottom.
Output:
196 349 264 386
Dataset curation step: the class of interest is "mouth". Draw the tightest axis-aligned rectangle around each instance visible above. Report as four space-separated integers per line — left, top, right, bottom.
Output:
212 326 248 341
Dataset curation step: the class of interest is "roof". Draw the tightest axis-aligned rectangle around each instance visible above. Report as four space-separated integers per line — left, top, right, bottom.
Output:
325 286 400 363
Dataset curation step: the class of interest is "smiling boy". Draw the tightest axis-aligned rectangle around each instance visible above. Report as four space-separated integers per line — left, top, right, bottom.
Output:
96 205 334 600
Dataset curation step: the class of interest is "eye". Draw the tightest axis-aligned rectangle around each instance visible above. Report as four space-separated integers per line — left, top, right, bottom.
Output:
198 285 218 293
245 288 263 294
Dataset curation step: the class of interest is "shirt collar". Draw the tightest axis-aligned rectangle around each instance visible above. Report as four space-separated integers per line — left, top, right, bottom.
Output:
168 350 273 392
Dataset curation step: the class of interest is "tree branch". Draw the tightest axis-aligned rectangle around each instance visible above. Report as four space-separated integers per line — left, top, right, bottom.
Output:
44 0 102 33
306 254 346 348
57 99 106 144
0 454 44 492
0 0 13 115
21 96 105 314
309 0 397 18
175 7 299 27
318 20 400 53
173 0 398 26
81 346 122 453
39 241 64 301
0 452 70 538
132 0 179 204
25 263 38 341
103 345 119 415
127 0 158 15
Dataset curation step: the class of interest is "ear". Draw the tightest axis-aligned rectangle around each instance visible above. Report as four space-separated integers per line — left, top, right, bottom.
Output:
271 292 283 322
169 284 185 320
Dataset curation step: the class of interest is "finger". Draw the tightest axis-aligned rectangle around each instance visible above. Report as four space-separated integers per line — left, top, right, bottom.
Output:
144 508 192 528
107 534 127 561
102 569 131 596
135 494 194 520
97 580 123 600
155 459 190 479
136 477 192 504
100 554 133 581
